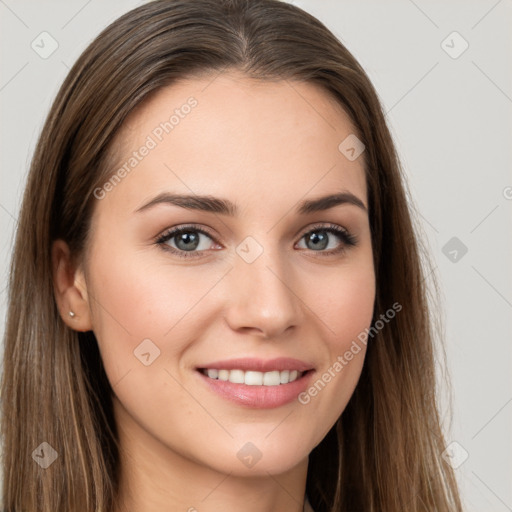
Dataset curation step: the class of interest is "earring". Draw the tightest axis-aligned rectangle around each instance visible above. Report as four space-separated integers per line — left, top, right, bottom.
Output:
69 311 76 318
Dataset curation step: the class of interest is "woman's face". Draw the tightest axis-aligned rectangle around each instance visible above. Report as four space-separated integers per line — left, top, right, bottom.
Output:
82 72 375 476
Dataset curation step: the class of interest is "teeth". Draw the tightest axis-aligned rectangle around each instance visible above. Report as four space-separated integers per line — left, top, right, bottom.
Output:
202 368 304 385
207 369 218 379
229 369 245 384
263 370 280 386
245 371 263 385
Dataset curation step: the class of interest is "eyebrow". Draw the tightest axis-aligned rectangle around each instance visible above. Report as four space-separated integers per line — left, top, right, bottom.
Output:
135 191 367 216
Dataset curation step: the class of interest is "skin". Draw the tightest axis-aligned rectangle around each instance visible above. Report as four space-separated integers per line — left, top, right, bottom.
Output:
52 71 376 512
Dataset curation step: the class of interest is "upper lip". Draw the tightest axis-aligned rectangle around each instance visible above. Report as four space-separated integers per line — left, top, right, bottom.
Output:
197 357 314 372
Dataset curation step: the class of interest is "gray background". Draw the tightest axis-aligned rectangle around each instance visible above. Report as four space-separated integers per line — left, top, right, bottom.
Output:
1 1 511 510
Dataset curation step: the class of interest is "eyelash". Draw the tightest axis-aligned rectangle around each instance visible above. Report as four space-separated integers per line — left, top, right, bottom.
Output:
155 222 358 260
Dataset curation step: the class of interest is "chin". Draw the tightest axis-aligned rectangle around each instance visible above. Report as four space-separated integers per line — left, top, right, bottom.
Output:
192 430 313 477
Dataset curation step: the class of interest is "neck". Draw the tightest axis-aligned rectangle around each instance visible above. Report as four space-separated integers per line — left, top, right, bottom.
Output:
112 398 308 512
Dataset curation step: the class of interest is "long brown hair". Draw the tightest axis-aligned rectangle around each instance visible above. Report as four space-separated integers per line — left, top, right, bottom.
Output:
1 0 463 510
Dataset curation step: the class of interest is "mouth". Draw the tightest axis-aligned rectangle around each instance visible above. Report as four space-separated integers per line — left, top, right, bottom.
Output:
195 357 315 408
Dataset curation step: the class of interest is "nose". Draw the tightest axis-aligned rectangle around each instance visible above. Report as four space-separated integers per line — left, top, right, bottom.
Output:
223 242 303 339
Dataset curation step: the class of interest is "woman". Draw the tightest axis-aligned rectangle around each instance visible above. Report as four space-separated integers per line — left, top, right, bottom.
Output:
1 0 464 511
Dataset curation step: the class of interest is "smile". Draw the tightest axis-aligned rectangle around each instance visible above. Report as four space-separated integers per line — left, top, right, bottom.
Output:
195 357 315 409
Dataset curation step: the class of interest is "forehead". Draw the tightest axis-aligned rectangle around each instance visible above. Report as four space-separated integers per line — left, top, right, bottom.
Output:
99 71 367 216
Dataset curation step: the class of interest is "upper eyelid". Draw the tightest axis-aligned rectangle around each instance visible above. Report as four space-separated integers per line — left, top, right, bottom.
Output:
156 224 215 243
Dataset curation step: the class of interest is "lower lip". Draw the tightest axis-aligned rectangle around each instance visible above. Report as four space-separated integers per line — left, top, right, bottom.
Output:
196 370 314 409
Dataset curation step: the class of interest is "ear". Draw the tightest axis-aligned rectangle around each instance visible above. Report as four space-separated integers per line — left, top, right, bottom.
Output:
51 239 93 332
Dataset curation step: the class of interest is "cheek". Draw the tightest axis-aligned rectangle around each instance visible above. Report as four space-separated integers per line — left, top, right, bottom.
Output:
85 240 223 378
295 260 375 442
309 258 376 350
330 274 375 345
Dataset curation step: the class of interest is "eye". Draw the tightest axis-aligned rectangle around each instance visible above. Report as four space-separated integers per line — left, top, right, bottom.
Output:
296 223 358 256
155 224 219 259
